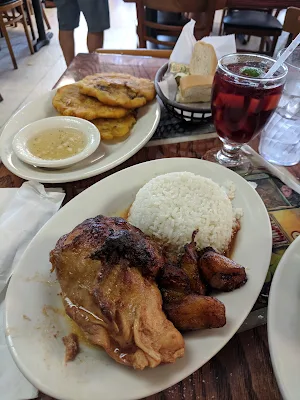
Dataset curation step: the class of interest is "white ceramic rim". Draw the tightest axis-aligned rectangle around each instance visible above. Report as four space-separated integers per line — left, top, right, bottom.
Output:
268 235 300 400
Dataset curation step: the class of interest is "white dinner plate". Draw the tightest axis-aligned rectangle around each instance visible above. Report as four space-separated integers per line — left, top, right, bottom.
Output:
5 158 272 400
0 90 160 183
268 235 300 400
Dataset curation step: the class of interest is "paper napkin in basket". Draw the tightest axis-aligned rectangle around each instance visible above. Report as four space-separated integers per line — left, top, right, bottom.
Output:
0 181 65 400
158 19 237 101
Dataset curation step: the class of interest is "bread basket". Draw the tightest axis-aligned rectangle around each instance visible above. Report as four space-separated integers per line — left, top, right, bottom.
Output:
155 62 212 123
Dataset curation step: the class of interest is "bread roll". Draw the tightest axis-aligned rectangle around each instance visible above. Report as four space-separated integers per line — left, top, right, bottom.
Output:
190 42 217 75
176 75 213 103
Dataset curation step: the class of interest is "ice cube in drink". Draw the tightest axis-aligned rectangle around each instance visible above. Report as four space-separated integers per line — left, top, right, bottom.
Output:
212 62 284 144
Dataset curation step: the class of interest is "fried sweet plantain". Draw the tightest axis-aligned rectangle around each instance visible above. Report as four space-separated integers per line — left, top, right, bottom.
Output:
164 294 226 331
158 262 192 303
158 256 226 332
198 249 247 292
160 288 187 304
180 231 207 295
158 262 191 293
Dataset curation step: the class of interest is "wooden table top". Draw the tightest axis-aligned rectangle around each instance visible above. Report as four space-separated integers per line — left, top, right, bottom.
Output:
2 52 296 400
55 53 167 88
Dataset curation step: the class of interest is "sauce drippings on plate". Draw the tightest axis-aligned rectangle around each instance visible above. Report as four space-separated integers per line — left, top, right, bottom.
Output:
27 128 86 160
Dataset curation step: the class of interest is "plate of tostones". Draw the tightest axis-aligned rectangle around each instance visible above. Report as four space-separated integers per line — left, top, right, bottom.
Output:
0 73 160 183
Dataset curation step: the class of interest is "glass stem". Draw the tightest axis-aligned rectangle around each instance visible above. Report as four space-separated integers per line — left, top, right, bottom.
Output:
221 142 242 160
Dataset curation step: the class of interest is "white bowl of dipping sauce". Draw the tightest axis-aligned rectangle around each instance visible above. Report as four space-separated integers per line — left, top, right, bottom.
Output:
12 116 100 169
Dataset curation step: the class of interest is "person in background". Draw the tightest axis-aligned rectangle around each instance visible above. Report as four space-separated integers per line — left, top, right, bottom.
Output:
54 0 110 66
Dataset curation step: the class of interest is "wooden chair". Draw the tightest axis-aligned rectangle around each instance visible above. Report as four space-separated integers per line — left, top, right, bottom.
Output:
23 0 35 39
95 49 172 58
24 0 51 41
283 7 300 46
0 0 34 69
135 0 217 49
41 1 51 29
219 8 282 56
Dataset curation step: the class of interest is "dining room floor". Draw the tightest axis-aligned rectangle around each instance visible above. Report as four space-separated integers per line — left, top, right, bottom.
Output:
0 1 288 132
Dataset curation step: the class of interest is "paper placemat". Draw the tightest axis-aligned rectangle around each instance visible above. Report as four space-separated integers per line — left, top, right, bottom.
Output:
234 160 300 309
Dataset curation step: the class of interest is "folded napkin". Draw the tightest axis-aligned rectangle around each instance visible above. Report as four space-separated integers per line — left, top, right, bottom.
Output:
0 181 65 400
0 288 39 400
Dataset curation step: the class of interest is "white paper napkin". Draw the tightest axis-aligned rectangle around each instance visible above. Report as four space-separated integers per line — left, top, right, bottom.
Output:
201 34 237 60
0 288 38 400
0 181 65 400
169 19 196 64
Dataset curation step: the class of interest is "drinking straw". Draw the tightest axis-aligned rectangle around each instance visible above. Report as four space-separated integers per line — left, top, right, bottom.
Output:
242 145 300 194
264 33 300 78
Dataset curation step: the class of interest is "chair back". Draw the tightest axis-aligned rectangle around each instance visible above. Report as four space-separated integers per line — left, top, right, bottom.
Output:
0 0 21 10
95 49 172 58
283 7 300 45
136 0 217 48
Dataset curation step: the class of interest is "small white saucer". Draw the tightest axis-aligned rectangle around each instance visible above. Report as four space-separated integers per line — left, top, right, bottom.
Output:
12 116 100 169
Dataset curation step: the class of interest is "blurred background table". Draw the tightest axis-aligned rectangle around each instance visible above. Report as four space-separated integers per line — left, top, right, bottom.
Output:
2 52 299 400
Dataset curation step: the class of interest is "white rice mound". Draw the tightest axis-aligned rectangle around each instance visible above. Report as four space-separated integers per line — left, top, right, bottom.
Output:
128 172 239 253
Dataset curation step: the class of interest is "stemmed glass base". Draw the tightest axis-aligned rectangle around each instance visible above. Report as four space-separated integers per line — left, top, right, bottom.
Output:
203 141 251 171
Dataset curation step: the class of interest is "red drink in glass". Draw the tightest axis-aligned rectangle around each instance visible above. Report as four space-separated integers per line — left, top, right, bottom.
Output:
205 54 287 168
212 62 284 144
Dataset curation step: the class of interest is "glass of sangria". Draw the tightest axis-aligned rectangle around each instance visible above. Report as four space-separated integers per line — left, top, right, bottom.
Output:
208 53 288 167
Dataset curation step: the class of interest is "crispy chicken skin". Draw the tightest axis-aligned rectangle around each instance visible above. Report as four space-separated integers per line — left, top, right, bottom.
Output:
50 215 184 370
180 230 207 295
164 295 226 331
62 333 79 363
90 222 164 278
198 248 247 292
